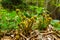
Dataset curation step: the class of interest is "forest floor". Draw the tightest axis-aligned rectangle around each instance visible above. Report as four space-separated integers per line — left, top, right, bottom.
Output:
0 25 60 40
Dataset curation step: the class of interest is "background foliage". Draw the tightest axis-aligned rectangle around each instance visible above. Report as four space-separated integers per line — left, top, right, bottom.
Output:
0 0 60 32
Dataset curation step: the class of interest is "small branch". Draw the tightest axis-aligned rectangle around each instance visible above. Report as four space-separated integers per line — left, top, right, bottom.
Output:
29 32 40 39
40 31 54 35
52 34 58 40
20 33 27 39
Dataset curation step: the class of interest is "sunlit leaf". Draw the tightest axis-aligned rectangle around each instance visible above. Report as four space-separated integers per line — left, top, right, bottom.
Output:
36 7 43 14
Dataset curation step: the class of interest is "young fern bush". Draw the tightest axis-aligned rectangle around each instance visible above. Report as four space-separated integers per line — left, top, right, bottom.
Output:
18 16 36 36
36 13 52 30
